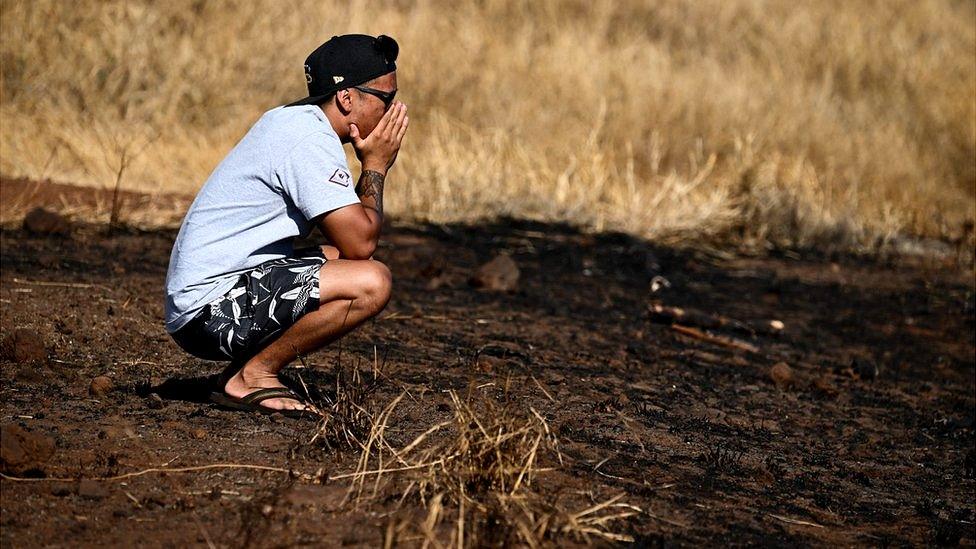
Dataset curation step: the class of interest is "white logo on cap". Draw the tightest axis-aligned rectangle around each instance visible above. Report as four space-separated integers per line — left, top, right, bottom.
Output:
333 76 345 84
304 64 312 84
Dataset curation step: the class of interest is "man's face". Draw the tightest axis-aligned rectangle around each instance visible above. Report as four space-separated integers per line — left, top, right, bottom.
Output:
352 71 398 137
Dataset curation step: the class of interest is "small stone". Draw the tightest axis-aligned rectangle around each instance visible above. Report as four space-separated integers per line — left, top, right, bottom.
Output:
190 428 207 440
89 376 114 397
0 424 55 475
469 254 520 292
0 328 48 364
23 207 71 236
812 375 838 396
77 479 108 499
649 275 671 293
769 362 794 388
146 393 165 410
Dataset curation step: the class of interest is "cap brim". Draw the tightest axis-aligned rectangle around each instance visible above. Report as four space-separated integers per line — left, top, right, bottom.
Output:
284 65 396 108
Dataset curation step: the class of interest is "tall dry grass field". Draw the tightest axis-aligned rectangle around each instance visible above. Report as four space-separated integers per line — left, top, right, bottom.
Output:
1 0 974 249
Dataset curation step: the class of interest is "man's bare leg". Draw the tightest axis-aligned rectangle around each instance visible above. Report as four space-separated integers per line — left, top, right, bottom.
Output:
223 255 392 410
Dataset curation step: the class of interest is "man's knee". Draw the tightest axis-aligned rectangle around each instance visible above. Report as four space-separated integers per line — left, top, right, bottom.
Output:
357 261 392 315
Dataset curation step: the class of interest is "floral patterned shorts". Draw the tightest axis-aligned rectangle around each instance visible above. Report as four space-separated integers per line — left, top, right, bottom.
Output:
171 249 326 362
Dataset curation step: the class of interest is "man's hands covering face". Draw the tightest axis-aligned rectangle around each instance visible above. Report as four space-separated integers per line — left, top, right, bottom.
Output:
349 102 409 174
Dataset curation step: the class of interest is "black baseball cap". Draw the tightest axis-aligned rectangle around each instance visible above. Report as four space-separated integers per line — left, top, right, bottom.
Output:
286 34 398 107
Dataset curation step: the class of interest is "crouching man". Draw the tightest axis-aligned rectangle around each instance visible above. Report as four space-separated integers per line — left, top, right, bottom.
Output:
164 34 408 417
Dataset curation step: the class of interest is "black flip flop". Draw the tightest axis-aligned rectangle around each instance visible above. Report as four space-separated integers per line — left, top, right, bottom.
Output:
210 387 317 419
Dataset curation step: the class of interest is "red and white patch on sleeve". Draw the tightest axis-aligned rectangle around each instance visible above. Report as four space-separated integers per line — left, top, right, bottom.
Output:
328 168 351 187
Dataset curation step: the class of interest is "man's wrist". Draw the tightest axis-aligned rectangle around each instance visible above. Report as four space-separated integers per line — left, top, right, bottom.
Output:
361 163 387 176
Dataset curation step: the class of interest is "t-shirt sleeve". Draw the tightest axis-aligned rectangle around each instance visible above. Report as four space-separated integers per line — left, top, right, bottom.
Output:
275 133 360 221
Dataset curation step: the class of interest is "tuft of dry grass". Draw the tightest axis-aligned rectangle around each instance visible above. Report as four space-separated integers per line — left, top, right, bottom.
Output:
306 363 382 452
340 388 639 546
402 390 561 502
294 346 386 453
1 0 974 250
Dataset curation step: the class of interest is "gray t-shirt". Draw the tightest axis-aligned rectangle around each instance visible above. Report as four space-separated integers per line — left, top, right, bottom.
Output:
164 105 359 333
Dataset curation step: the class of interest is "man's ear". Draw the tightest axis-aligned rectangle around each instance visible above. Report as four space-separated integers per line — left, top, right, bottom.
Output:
335 89 353 114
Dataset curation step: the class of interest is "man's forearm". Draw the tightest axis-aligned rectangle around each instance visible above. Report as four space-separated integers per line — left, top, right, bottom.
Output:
356 169 385 219
350 169 385 255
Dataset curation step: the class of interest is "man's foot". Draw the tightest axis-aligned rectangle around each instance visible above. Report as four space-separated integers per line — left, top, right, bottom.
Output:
210 387 315 418
222 364 307 412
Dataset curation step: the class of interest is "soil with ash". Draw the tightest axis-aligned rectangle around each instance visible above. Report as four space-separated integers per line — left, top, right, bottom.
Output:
1 180 974 547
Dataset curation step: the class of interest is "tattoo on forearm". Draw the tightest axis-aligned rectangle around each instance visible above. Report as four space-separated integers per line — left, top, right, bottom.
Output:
356 170 385 217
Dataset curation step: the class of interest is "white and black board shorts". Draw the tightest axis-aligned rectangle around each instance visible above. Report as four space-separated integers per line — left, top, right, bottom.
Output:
171 248 326 362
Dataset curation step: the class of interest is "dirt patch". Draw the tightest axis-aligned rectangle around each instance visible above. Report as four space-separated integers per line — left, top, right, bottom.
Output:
0 180 973 546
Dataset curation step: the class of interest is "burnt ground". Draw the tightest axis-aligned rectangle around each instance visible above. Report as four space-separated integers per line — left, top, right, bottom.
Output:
0 180 974 547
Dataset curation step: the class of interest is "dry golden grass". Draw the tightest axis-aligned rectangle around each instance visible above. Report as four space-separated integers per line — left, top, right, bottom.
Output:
334 387 639 546
1 0 974 249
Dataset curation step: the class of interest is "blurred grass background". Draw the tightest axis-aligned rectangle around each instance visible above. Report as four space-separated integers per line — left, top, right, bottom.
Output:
1 0 974 250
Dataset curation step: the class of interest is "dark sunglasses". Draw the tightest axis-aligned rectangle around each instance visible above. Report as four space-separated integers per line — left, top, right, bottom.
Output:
354 85 397 109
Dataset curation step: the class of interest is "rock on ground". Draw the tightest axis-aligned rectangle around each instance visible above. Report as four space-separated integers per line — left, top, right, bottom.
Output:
469 254 520 292
769 362 794 388
89 375 114 397
0 328 48 364
23 207 71 236
0 424 55 475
